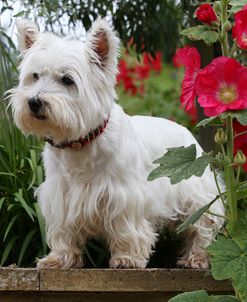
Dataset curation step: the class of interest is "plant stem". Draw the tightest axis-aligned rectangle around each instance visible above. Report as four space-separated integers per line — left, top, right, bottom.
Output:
236 166 241 185
220 0 229 57
212 167 227 211
206 210 228 221
225 116 238 223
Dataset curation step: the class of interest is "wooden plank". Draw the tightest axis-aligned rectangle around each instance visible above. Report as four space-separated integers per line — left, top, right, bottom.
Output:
0 292 171 302
0 268 39 291
40 269 232 292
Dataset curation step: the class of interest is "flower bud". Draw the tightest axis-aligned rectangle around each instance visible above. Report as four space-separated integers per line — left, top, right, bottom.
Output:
213 2 221 14
223 20 232 32
234 150 246 165
214 128 227 145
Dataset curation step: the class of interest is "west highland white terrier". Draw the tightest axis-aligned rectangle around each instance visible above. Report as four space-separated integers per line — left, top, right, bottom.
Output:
9 19 224 269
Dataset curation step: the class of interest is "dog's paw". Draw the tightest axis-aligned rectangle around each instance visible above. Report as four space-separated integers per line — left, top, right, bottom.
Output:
177 254 209 269
109 256 147 269
37 253 84 269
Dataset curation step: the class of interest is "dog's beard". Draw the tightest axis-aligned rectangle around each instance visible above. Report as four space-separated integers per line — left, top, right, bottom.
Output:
9 90 84 144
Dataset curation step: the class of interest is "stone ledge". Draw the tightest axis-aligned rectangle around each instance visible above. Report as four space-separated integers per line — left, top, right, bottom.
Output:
0 268 232 293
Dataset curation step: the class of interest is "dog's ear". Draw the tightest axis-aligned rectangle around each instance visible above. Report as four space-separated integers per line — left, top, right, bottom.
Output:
16 19 39 52
85 19 119 70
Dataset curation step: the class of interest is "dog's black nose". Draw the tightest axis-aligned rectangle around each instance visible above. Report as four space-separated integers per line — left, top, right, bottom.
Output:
28 97 42 113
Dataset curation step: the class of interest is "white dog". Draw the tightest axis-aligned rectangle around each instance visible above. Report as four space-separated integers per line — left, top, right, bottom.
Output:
9 19 224 269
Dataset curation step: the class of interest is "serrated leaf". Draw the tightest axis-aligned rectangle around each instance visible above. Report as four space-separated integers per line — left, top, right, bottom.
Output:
168 290 208 302
221 110 247 126
196 116 218 128
229 0 247 13
207 236 247 301
148 144 213 185
227 220 247 250
181 26 219 45
176 195 221 234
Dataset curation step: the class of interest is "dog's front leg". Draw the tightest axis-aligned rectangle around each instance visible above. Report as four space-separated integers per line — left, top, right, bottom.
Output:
107 216 157 268
37 227 86 269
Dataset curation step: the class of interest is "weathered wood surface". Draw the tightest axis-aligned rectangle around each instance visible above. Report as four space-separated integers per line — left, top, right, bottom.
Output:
0 268 233 302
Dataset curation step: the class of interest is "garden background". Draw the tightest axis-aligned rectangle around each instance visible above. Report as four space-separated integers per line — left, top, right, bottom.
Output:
0 0 243 269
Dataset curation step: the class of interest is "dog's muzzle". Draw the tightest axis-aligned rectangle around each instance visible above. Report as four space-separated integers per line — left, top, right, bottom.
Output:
28 97 46 120
28 96 43 113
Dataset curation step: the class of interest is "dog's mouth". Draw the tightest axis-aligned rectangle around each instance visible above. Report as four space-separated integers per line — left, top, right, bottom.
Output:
31 113 47 120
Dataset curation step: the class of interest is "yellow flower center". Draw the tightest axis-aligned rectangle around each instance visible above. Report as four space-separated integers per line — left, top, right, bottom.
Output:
218 84 238 104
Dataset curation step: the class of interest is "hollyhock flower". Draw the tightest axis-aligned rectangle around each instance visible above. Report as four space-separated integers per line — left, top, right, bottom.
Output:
195 57 247 117
233 121 247 171
232 4 247 50
195 3 217 25
175 46 201 111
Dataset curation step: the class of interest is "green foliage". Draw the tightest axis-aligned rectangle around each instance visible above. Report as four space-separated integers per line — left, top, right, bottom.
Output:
2 0 182 60
176 195 222 234
221 111 247 126
181 26 219 46
148 144 213 184
168 290 239 302
208 235 247 302
196 117 220 128
0 28 46 266
117 64 194 130
229 0 247 13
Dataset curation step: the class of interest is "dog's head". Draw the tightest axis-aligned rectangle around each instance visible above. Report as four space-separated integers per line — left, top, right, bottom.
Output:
9 19 119 144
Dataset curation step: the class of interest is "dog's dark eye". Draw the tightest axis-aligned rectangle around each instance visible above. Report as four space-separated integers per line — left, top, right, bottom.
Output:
33 73 39 81
61 76 74 86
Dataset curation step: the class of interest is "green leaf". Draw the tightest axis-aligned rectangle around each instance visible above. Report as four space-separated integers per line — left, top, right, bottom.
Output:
196 117 218 128
176 195 221 234
3 214 19 241
229 0 247 13
207 236 247 301
236 181 247 200
227 220 247 250
0 236 18 266
0 197 6 211
221 110 247 126
148 144 213 184
17 228 37 266
13 10 26 17
14 189 36 221
181 26 219 45
34 203 47 255
168 290 208 302
209 296 239 302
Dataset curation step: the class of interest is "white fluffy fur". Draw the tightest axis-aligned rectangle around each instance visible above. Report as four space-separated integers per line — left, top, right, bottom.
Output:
9 19 225 269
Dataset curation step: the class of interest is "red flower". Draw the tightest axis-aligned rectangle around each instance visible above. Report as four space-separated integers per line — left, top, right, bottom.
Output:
117 59 137 95
143 52 162 73
175 46 201 111
195 3 217 25
135 64 150 80
232 4 247 50
195 57 247 117
234 121 247 171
